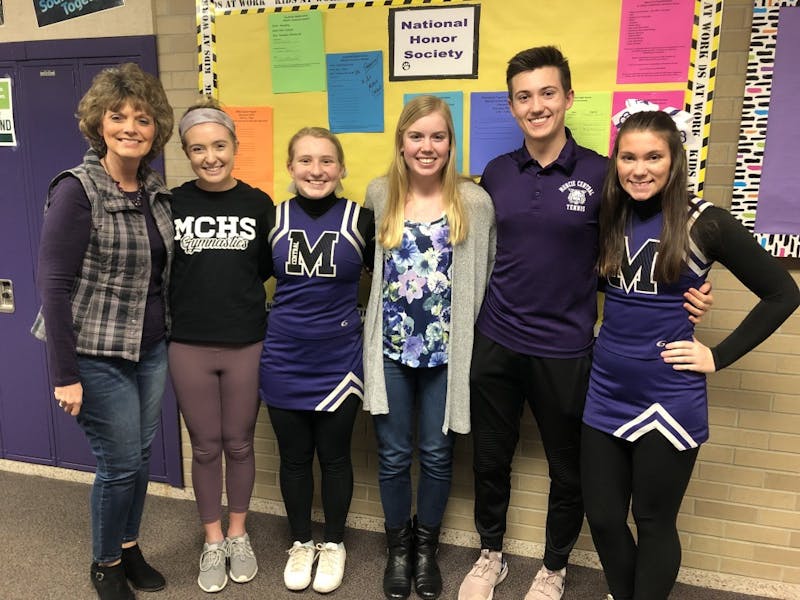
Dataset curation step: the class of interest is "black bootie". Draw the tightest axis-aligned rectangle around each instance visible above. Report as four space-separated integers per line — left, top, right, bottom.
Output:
90 562 135 600
121 544 166 591
383 519 414 599
413 516 442 599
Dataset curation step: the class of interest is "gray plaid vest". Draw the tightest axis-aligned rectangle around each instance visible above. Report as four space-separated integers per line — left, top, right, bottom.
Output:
31 150 173 361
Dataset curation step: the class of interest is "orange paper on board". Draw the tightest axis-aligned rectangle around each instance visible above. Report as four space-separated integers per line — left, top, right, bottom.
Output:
225 106 275 200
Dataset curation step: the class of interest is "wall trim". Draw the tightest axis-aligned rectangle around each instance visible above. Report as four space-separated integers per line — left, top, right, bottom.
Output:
2 459 795 599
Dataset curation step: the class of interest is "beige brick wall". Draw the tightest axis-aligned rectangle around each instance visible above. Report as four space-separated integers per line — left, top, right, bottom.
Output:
689 0 800 587
1 0 153 42
154 0 800 591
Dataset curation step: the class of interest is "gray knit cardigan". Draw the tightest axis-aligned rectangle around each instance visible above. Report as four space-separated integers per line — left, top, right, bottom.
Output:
361 177 496 434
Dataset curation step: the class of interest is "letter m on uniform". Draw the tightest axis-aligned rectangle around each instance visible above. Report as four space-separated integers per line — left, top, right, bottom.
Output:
608 238 658 295
286 230 339 277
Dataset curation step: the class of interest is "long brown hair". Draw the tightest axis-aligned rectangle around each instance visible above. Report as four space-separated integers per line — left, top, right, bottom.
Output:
377 95 467 249
598 110 690 283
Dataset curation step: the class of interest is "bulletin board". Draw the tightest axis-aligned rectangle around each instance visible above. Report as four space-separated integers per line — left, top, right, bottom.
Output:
195 0 721 204
731 0 800 258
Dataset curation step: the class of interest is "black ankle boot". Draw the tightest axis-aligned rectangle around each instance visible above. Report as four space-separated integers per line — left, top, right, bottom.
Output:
121 544 166 591
413 516 442 600
91 562 134 600
383 520 414 599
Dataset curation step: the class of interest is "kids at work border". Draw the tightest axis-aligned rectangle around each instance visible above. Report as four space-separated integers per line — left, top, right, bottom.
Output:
686 0 723 197
196 0 469 97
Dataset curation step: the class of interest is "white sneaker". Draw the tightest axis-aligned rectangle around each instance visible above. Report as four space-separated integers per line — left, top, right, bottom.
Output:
283 540 316 591
524 565 566 600
313 542 346 593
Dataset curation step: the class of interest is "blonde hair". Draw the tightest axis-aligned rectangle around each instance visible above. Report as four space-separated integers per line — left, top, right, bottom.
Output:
378 95 467 249
287 126 346 170
286 127 347 195
178 96 236 147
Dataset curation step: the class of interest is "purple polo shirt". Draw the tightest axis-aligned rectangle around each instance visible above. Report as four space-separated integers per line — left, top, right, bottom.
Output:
476 131 608 358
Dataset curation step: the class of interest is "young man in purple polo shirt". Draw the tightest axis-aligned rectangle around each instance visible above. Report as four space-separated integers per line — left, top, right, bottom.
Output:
458 46 710 600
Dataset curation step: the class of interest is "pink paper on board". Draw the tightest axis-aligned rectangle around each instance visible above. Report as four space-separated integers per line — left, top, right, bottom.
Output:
609 90 685 155
617 0 694 84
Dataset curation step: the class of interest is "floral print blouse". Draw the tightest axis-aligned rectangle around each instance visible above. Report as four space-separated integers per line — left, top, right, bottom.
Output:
382 215 453 368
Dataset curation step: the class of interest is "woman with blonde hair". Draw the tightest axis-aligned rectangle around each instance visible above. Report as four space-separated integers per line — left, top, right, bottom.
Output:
363 95 496 600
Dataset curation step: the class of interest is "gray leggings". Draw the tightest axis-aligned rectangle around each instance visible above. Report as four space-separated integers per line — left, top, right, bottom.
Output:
168 341 262 523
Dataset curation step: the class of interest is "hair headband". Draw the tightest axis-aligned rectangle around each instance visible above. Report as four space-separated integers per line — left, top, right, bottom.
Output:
611 99 695 146
178 108 236 140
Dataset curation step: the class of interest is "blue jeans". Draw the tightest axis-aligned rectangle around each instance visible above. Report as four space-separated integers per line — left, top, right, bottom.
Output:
373 357 454 529
76 341 167 563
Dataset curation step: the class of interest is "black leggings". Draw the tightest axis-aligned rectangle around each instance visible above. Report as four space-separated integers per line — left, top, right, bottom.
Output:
268 395 360 543
581 424 699 600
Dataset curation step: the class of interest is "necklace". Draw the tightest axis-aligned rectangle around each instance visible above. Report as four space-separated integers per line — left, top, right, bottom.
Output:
116 180 145 207
100 158 145 207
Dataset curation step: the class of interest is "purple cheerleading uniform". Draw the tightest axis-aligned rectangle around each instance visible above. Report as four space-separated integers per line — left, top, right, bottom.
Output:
585 196 800 451
259 195 372 412
584 195 800 451
584 197 713 450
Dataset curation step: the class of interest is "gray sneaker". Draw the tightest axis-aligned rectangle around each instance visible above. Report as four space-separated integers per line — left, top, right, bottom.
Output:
226 533 258 583
198 541 228 593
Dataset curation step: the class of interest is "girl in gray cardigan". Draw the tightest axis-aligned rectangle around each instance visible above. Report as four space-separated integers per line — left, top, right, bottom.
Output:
362 96 496 600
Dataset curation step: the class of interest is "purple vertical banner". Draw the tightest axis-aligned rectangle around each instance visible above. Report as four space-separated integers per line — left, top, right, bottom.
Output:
34 0 124 28
754 6 800 235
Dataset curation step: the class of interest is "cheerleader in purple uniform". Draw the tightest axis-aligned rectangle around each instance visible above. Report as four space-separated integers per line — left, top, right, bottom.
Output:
258 127 375 594
581 111 799 600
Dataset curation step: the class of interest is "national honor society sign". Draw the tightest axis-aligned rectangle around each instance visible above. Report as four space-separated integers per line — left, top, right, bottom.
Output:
389 5 479 81
34 0 124 27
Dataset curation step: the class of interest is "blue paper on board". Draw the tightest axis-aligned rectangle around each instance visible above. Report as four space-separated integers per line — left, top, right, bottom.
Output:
327 51 384 133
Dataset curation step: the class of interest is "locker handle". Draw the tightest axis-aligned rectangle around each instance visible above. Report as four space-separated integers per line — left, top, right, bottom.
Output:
0 279 15 314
